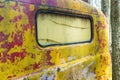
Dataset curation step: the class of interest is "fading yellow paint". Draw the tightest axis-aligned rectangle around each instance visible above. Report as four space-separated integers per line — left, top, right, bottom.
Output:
29 4 35 11
0 0 111 80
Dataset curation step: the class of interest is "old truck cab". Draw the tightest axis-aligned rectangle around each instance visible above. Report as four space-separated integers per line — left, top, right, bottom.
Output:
0 0 111 80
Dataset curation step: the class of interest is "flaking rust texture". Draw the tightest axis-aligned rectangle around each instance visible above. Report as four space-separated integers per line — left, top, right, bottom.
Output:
0 0 111 80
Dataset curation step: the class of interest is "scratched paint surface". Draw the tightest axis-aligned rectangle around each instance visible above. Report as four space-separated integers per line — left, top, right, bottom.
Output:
0 0 111 80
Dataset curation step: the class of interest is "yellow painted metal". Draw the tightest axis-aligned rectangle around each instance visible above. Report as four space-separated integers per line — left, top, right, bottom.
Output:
0 0 112 80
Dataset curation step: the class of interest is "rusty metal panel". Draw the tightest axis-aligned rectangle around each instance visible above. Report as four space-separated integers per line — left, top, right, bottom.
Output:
0 0 111 80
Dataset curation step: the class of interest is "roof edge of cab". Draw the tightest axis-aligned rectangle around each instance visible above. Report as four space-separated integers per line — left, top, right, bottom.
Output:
11 0 99 14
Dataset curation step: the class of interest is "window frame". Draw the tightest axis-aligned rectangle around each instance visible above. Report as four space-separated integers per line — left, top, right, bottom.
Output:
35 9 93 47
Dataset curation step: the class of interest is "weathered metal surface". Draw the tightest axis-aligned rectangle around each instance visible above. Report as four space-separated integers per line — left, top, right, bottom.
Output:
0 0 111 80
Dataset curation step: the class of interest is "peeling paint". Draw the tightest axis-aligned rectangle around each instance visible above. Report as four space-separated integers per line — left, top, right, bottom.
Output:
0 0 111 80
0 15 4 22
81 62 96 80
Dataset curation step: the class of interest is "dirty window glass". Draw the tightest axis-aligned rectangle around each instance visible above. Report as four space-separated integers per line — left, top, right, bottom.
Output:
37 13 91 46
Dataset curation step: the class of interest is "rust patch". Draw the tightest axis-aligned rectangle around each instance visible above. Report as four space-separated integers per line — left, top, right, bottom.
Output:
12 3 20 11
10 15 22 23
33 62 41 70
0 57 7 63
13 32 23 46
1 42 12 51
0 32 9 42
7 76 12 79
22 3 37 26
22 24 30 31
0 0 111 79
31 54 36 58
98 21 106 29
9 49 26 62
46 50 54 65
0 16 4 22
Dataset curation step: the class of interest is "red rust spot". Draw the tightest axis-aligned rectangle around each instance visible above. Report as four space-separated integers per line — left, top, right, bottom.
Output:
24 65 31 71
0 32 9 42
99 38 106 48
98 21 106 29
33 62 41 70
104 57 107 61
3 51 8 57
31 54 36 58
0 57 7 63
12 3 20 12
1 32 23 49
101 42 105 48
22 24 30 31
10 15 22 23
1 42 11 50
46 50 54 65
0 16 4 22
13 75 16 77
99 39 102 43
24 67 28 71
9 50 26 62
7 76 12 79
102 25 106 29
13 32 23 46
23 3 37 26
1 32 23 50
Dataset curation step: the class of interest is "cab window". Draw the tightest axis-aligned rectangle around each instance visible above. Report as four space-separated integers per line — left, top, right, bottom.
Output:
36 13 92 46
